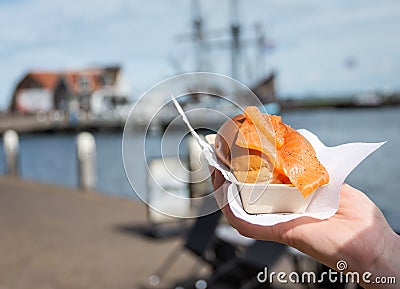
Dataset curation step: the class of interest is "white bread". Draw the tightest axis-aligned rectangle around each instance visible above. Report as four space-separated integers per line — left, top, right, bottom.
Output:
215 114 272 183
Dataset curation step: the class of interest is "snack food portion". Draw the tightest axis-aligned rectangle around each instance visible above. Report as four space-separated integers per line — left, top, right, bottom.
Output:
215 106 329 198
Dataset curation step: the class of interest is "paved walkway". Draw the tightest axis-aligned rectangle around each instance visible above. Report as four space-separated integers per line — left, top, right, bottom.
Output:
0 176 200 289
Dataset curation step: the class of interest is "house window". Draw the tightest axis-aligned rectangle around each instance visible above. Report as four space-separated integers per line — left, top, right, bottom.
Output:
78 75 91 92
96 75 105 86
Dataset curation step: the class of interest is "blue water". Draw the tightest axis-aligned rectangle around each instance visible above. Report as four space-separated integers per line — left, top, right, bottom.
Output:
0 129 191 199
0 107 399 215
0 132 134 198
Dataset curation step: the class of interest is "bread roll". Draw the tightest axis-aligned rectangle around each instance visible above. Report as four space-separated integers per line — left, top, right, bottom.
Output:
215 114 272 183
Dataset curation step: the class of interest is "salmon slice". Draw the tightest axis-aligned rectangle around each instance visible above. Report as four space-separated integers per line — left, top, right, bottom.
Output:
279 129 329 197
231 106 329 197
235 118 275 164
272 170 291 184
244 106 275 145
267 115 287 150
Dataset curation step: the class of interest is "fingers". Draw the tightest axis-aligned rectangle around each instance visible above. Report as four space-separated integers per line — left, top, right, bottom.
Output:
209 171 284 242
209 166 294 244
209 165 215 184
210 168 225 191
212 182 267 239
213 181 228 210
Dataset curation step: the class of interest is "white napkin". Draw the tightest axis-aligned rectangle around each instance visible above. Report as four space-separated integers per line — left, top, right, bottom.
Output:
172 97 385 226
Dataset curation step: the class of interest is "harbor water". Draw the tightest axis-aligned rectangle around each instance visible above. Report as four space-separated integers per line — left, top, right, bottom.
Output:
0 107 399 215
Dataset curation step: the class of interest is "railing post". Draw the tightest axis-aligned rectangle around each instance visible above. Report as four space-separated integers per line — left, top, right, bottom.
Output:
76 132 96 191
3 130 20 177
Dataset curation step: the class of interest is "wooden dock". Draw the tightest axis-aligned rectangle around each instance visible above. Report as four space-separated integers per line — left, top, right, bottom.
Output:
0 113 125 134
0 176 203 289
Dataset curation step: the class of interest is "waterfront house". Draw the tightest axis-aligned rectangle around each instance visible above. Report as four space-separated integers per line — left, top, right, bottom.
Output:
9 66 130 116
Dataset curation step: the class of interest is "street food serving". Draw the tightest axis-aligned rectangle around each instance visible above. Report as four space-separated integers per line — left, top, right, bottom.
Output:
214 106 329 198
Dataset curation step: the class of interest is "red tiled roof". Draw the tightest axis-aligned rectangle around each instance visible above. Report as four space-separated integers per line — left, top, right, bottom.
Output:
63 69 103 94
28 72 60 89
26 68 113 94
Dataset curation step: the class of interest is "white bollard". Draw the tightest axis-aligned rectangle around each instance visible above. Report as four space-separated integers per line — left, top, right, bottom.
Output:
3 130 20 176
76 132 96 191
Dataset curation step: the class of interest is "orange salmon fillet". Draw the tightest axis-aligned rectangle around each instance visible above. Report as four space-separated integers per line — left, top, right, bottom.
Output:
235 106 329 197
279 129 329 197
236 117 275 164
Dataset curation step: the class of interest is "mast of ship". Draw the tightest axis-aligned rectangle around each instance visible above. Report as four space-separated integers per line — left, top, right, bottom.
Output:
230 0 240 80
255 22 266 81
176 0 270 87
191 0 206 72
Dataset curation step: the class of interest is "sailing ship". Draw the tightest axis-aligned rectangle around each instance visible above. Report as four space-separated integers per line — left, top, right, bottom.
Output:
133 0 280 131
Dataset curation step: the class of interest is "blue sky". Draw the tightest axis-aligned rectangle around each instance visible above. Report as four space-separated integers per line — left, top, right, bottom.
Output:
1 0 400 109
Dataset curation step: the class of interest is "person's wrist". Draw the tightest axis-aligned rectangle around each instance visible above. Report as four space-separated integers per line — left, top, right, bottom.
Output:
361 228 400 288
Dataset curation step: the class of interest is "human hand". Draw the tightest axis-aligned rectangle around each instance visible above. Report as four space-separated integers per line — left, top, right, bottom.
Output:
211 169 400 288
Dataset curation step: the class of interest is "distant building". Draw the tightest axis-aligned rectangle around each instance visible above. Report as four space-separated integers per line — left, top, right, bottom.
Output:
9 66 130 115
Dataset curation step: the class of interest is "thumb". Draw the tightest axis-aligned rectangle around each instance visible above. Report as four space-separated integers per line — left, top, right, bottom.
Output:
213 181 230 210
